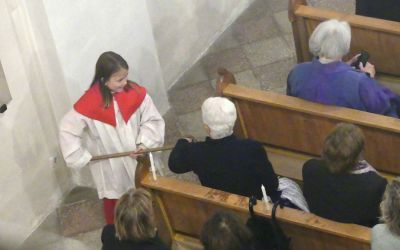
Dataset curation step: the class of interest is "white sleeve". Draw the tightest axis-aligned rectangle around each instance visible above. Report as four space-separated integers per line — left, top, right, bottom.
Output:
59 109 92 169
136 94 165 148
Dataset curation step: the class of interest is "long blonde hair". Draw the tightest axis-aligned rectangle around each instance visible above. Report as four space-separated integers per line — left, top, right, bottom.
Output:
381 178 400 235
114 188 156 241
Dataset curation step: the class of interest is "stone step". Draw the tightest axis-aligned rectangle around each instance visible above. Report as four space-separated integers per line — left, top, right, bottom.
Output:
57 187 105 237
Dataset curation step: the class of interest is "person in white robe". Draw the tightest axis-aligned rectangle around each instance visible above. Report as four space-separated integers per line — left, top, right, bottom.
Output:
59 51 165 224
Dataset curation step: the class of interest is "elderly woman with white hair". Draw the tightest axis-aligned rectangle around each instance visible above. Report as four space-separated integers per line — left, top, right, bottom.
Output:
168 97 308 211
287 19 400 118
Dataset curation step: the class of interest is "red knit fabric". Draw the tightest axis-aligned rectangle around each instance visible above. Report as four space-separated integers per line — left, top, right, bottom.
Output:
103 198 118 224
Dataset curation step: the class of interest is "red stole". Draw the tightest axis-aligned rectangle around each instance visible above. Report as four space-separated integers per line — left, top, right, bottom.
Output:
74 82 146 127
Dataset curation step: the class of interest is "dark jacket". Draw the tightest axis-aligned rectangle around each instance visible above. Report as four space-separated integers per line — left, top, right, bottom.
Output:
302 159 387 227
101 224 169 250
356 0 400 22
168 135 280 201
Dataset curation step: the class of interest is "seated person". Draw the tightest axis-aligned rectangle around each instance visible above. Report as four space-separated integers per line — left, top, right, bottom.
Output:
168 97 309 211
372 177 400 249
101 188 169 250
302 123 387 227
356 0 400 22
287 19 400 118
201 212 255 250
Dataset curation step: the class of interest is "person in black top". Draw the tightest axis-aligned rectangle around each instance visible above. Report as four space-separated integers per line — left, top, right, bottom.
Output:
302 123 387 227
101 188 169 250
356 0 400 22
168 97 280 202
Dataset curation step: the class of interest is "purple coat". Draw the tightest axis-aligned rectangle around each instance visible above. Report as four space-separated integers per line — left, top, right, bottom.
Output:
287 59 399 117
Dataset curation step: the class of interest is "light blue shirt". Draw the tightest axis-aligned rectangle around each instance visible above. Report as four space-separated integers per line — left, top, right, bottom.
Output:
372 224 400 250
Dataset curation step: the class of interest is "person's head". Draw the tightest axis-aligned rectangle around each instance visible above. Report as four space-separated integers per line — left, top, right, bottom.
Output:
114 188 156 241
91 51 129 107
322 123 364 174
309 19 351 60
201 212 254 250
380 178 400 236
201 97 237 139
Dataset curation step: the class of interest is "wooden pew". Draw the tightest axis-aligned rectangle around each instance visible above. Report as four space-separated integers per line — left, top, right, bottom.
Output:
221 83 399 182
138 165 371 250
138 66 400 249
289 0 400 90
135 80 393 249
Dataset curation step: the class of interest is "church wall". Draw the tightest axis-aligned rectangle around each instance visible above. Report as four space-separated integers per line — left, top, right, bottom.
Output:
0 0 170 247
146 0 254 89
0 0 73 248
42 0 170 114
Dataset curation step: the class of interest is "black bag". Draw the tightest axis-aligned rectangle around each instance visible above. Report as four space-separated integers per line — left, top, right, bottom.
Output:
246 196 292 250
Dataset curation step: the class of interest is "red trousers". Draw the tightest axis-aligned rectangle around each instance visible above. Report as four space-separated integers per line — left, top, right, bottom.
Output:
103 198 118 224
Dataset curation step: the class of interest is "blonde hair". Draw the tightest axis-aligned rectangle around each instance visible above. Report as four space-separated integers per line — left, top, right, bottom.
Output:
114 188 156 241
322 123 364 174
381 178 400 235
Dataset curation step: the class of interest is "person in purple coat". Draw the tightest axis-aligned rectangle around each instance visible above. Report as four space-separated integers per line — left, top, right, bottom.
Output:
287 19 400 118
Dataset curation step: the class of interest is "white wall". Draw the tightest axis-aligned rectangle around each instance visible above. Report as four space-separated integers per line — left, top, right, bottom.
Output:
43 0 170 114
147 0 253 89
0 0 72 248
0 0 170 247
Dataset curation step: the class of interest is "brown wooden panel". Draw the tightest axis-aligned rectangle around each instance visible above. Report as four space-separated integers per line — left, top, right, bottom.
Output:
224 84 400 175
291 4 400 76
281 223 369 250
158 190 248 238
238 100 329 156
266 145 310 182
141 175 370 250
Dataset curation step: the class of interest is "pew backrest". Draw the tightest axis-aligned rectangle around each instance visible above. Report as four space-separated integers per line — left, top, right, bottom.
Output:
222 83 400 178
289 0 400 77
141 173 371 250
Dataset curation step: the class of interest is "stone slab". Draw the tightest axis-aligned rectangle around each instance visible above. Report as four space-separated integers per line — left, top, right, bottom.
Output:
57 199 104 237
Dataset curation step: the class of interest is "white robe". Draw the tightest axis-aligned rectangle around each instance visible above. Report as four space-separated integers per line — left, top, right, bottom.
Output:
59 94 165 199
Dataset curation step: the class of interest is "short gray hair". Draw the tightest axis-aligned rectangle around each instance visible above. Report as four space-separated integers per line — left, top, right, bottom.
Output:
381 178 400 236
201 97 237 139
309 19 351 60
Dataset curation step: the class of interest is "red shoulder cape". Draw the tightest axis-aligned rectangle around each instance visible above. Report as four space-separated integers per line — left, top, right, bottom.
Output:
74 82 146 127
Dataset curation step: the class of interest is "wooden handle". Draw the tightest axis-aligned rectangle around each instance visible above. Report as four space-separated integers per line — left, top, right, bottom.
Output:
90 145 174 161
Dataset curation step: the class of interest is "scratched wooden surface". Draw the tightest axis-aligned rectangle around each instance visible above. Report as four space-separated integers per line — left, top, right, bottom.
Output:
141 174 370 250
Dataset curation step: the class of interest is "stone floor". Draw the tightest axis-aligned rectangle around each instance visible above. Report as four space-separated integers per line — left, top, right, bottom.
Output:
18 0 355 249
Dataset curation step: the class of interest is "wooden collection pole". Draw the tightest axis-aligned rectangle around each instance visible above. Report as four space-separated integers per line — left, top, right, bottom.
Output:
90 145 174 161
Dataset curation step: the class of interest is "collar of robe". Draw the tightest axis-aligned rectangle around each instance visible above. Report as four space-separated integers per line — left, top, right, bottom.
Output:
74 82 146 127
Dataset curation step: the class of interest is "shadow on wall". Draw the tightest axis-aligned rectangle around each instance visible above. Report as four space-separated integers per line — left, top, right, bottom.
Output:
135 46 169 114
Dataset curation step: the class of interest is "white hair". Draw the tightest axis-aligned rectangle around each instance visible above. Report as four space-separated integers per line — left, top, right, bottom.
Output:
309 19 351 60
201 97 237 139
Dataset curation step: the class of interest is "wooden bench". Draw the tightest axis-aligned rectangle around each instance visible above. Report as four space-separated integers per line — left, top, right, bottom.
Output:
134 81 397 249
221 83 399 182
137 165 371 250
136 62 400 249
289 0 400 91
